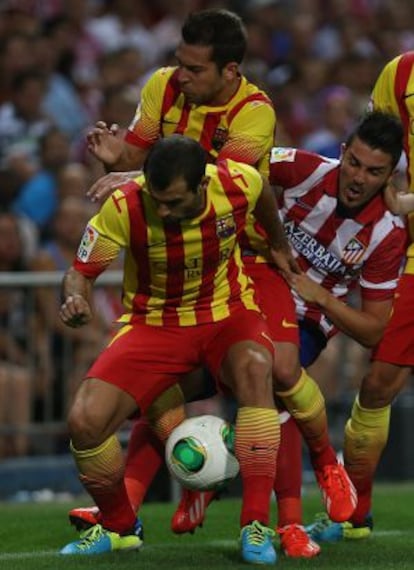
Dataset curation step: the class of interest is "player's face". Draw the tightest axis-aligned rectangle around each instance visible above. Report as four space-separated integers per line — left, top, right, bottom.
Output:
338 137 394 212
175 43 236 105
148 176 208 223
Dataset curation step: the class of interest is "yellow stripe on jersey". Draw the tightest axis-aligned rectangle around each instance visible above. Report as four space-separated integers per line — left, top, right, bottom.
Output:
371 54 414 269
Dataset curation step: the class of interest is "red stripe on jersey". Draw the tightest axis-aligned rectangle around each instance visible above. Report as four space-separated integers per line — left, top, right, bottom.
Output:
199 112 225 155
216 161 252 315
285 180 327 226
124 129 154 149
193 202 219 323
227 93 271 125
175 104 191 135
216 161 250 234
126 188 152 313
394 52 414 186
160 69 191 135
269 151 336 195
161 69 182 116
163 223 185 326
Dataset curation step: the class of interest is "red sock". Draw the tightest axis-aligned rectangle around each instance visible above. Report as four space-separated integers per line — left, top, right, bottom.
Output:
274 415 303 527
125 418 164 512
81 474 136 533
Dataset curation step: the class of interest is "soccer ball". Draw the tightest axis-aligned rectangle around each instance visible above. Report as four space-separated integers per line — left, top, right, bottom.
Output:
165 415 240 491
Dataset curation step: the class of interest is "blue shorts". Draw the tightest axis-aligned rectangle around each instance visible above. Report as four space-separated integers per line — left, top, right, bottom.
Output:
299 320 328 368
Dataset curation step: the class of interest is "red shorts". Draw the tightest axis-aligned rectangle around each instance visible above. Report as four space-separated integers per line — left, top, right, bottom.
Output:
245 261 299 345
86 309 274 414
373 273 414 366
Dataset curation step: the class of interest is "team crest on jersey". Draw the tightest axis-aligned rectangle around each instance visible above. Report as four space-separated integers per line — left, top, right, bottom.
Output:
341 238 365 264
211 127 229 151
216 214 236 238
270 147 296 163
77 225 98 262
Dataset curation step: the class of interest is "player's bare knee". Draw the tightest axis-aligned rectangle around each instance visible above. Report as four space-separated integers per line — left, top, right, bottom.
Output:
235 349 273 405
67 405 104 449
359 372 395 408
272 358 301 390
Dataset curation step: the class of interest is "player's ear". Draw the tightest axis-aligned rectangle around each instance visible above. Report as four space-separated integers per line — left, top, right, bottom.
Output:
199 176 210 192
223 62 239 81
339 142 346 160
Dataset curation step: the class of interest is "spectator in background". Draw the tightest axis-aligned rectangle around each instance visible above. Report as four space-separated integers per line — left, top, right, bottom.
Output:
151 1 203 58
0 211 34 458
86 0 160 70
45 0 103 88
31 29 91 145
0 32 37 104
57 162 92 201
30 196 115 419
301 85 356 158
12 127 72 239
0 69 53 171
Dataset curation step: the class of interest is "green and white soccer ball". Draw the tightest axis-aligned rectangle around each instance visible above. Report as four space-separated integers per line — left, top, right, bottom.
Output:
165 415 240 491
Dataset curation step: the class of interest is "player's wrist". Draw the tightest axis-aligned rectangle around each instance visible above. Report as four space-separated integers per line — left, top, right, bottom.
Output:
315 288 330 309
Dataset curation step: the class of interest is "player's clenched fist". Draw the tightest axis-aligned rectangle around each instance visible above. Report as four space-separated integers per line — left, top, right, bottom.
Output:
59 294 92 328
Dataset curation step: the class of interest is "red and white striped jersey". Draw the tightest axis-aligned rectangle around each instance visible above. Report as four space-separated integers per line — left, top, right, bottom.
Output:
269 147 407 337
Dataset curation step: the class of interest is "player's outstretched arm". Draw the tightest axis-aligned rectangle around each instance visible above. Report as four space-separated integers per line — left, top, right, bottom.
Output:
59 267 94 328
292 273 393 347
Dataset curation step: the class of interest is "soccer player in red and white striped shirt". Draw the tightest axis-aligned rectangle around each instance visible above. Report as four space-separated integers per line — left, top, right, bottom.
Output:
334 52 414 538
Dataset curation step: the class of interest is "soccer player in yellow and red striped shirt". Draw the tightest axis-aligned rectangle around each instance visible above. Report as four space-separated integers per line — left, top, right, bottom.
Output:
59 136 293 563
340 52 414 537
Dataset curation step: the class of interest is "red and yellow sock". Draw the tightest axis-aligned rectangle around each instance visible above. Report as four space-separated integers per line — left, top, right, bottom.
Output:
146 384 186 442
276 369 336 470
235 406 280 527
124 384 186 512
71 435 136 534
344 396 390 525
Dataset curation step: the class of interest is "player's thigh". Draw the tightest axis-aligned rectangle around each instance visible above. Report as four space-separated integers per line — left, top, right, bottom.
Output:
86 323 199 415
205 310 274 404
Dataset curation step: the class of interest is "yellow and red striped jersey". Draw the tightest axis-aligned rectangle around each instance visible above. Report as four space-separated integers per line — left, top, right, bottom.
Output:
74 160 263 326
125 66 275 178
369 51 414 272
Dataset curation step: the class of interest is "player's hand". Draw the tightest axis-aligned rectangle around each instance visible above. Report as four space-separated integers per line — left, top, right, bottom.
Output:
291 273 329 305
383 176 402 214
269 244 301 284
59 294 92 328
86 171 140 203
86 120 124 165
383 173 414 215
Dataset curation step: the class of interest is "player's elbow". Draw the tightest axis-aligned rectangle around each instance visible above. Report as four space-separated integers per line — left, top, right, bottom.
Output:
358 327 384 349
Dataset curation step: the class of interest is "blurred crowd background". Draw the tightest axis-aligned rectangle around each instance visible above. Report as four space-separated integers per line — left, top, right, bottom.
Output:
0 0 413 468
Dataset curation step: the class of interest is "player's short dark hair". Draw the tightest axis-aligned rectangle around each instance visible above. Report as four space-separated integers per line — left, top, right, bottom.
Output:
143 135 207 193
181 9 247 70
347 111 404 169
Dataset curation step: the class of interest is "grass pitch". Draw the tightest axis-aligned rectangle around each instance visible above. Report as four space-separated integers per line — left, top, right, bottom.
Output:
0 482 413 570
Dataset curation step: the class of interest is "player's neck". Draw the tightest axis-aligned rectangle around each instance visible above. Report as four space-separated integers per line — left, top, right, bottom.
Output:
210 75 242 106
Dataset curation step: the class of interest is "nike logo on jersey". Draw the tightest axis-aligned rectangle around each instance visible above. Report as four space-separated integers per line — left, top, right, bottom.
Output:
282 318 298 329
403 93 414 100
